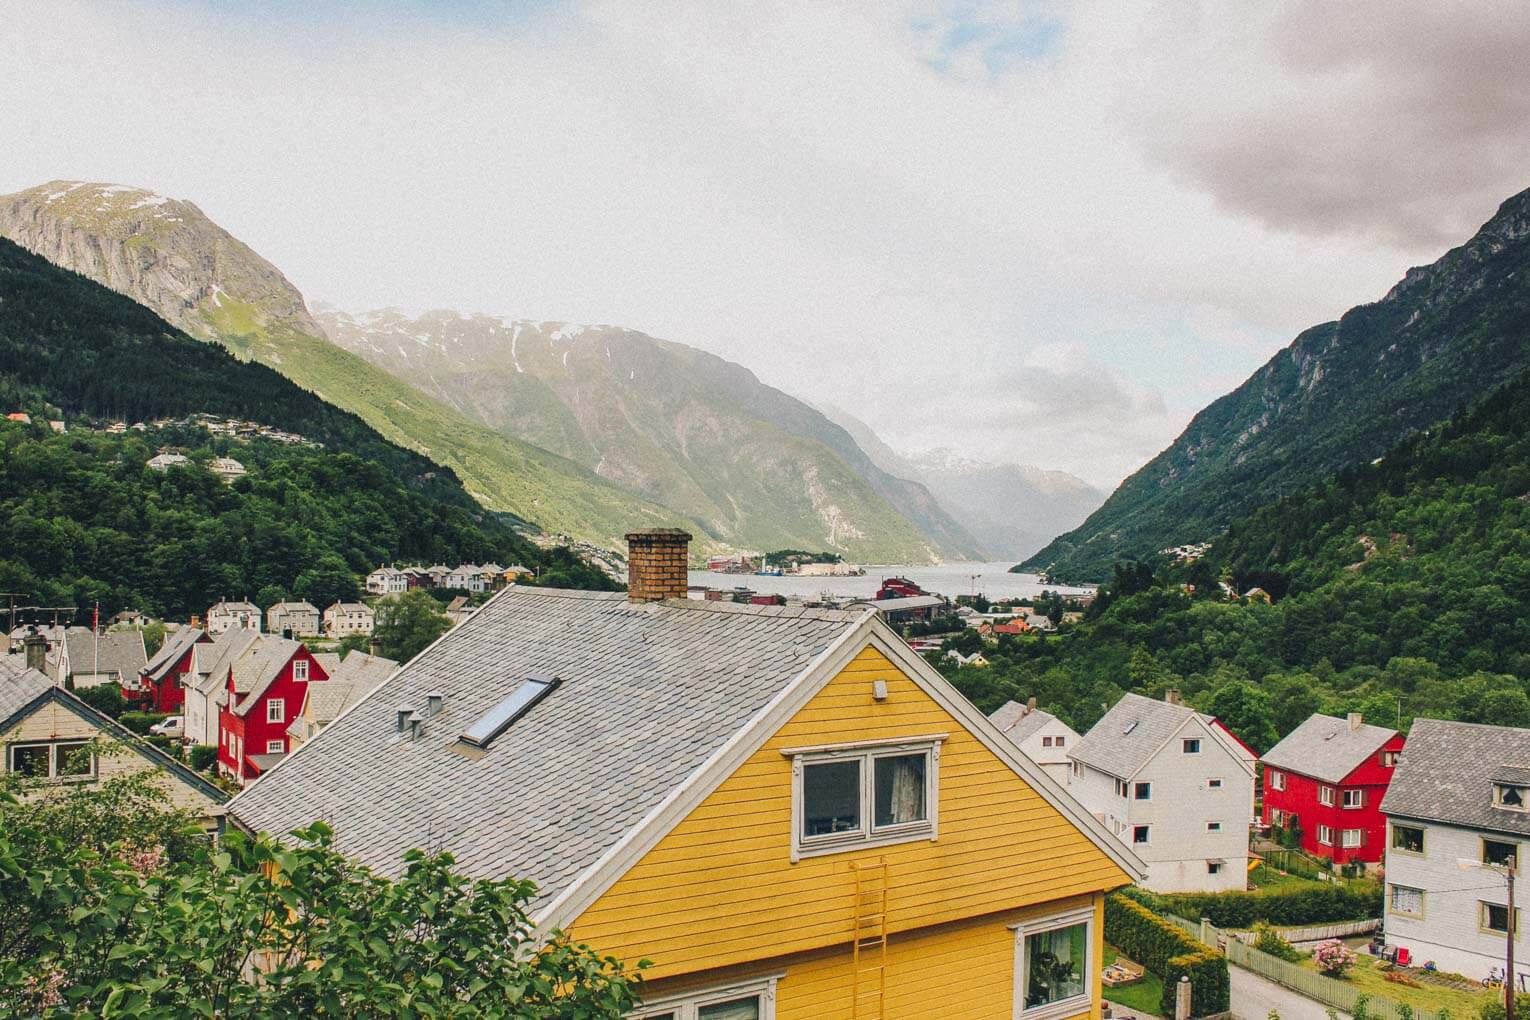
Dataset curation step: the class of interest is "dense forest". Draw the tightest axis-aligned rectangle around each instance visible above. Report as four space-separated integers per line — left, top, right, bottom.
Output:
946 369 1530 751
0 237 615 618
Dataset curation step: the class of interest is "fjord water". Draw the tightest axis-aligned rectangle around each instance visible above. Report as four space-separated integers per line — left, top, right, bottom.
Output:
686 561 1095 601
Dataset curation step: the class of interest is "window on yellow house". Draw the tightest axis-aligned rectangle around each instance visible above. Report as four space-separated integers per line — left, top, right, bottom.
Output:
1013 907 1092 1019
790 739 940 860
631 975 778 1019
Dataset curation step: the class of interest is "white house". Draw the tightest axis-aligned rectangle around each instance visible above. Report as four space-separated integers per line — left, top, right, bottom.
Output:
266 601 321 637
445 565 488 592
323 601 375 638
146 452 190 471
990 699 1079 785
206 600 262 635
365 567 408 596
183 629 260 747
1068 691 1257 892
209 457 247 483
1381 718 1530 980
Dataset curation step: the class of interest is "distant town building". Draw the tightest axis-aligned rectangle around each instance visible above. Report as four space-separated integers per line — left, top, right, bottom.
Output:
991 699 1079 785
206 600 262 635
209 457 247 483
365 567 409 596
266 601 321 637
323 601 374 638
146 452 191 471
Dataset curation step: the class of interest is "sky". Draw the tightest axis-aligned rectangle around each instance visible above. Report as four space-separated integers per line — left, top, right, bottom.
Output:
3 0 1528 489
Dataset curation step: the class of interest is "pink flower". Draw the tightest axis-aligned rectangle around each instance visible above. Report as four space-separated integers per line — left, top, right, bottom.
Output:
23 966 66 1008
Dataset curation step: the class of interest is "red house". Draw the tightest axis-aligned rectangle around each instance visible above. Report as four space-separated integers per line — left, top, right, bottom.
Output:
132 626 210 713
216 637 329 785
1261 712 1404 865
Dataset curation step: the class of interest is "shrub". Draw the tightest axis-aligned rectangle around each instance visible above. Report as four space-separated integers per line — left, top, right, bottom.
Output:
1478 993 1530 1020
1252 923 1304 962
1161 880 1383 927
1313 939 1356 976
118 711 169 735
1105 893 1230 1017
188 744 218 772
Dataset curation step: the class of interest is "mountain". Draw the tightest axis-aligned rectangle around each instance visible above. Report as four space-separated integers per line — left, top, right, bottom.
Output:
0 235 614 615
315 307 984 562
818 404 1103 560
1022 185 1530 581
0 181 682 550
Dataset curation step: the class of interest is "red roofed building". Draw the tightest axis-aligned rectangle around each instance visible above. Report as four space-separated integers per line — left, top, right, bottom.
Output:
216 638 330 786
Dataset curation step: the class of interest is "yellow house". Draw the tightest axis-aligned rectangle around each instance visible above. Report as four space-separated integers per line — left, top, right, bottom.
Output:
229 529 1143 1018
1 657 227 820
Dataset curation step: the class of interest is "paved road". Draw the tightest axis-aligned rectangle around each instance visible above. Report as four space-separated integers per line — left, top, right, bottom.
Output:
1229 964 1345 1020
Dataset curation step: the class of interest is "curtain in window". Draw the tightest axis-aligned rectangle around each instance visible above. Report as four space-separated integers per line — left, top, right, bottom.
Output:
875 753 926 827
697 995 760 1020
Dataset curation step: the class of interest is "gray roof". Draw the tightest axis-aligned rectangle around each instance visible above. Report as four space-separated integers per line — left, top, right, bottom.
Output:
210 600 260 614
142 626 206 683
230 637 302 709
1072 692 1206 779
57 627 147 681
305 653 398 725
1382 718 1530 836
850 595 947 612
0 657 55 719
990 701 1059 745
192 628 261 695
269 601 319 614
325 602 371 614
229 588 860 908
1263 713 1398 784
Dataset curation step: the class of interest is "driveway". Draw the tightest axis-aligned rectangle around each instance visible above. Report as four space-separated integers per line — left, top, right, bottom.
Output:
1229 964 1346 1020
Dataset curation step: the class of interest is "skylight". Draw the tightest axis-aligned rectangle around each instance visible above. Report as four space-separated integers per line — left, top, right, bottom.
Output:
459 675 560 750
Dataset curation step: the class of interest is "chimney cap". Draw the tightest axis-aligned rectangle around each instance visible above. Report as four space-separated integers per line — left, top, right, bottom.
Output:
625 528 693 542
1164 689 1182 706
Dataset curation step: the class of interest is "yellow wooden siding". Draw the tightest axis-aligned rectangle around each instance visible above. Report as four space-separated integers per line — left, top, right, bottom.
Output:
570 644 1130 982
2 699 220 816
638 893 1106 1020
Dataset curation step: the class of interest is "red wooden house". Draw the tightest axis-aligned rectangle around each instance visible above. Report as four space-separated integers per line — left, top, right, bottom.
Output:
216 637 329 786
1261 712 1404 865
132 626 209 713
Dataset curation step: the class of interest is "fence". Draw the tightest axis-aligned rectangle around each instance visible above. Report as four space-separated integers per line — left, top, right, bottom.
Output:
1165 914 1447 1020
1224 919 1382 946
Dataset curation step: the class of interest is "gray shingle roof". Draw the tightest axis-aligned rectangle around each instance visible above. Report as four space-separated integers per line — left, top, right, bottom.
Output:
229 588 860 908
230 637 301 709
193 629 261 696
306 653 398 725
1072 692 1203 779
1262 713 1398 784
0 657 54 720
57 627 146 682
990 701 1058 745
1381 718 1530 836
143 626 206 683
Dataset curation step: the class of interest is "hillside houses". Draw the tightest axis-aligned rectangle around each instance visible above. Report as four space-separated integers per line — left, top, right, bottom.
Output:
990 699 1079 785
1263 712 1403 866
49 626 147 691
266 601 321 637
206 599 262 635
366 562 512 595
323 601 374 638
216 637 330 784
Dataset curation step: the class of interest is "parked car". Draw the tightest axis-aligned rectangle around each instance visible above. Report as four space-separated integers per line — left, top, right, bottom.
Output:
148 715 184 739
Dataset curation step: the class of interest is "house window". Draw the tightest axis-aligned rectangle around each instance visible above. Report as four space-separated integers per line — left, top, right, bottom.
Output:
266 699 285 723
1484 840 1519 869
1495 785 1530 812
1392 825 1425 854
265 740 284 754
1115 779 1129 798
293 659 308 681
1207 861 1224 875
1182 738 1201 754
1207 821 1222 832
1390 885 1424 918
1269 809 1285 826
1132 825 1150 845
1380 750 1399 767
1134 782 1152 801
6 740 95 781
792 740 938 859
1342 829 1363 849
1208 778 1223 790
1268 770 1285 791
1042 737 1052 748
1054 736 1065 747
632 975 778 1019
1482 902 1520 936
1318 825 1335 846
1071 761 1081 777
1319 786 1336 807
1013 908 1091 1019
1342 789 1363 809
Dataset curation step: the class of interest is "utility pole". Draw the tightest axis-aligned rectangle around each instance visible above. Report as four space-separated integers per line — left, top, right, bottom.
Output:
1509 859 1517 1020
0 591 25 638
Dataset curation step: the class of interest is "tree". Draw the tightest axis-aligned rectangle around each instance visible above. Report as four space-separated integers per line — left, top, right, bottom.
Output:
372 590 451 663
1206 681 1279 754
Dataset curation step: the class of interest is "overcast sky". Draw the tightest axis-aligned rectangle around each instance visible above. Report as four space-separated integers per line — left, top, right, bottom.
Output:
4 1 1528 489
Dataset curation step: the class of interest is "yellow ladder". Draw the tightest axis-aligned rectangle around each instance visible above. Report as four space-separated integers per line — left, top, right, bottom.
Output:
851 857 889 1020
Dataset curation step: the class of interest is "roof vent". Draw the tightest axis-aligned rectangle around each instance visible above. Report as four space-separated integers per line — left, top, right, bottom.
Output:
426 691 445 716
459 675 560 750
408 710 425 741
396 705 416 732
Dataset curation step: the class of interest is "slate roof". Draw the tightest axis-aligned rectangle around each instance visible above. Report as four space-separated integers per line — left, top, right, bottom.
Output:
305 653 397 726
142 626 206 683
269 601 319 614
0 657 54 719
312 653 342 677
56 627 147 682
230 637 302 710
990 701 1059 745
325 602 371 615
229 588 862 908
850 595 947 612
1262 713 1398 784
193 629 261 696
1072 692 1210 779
1381 718 1530 836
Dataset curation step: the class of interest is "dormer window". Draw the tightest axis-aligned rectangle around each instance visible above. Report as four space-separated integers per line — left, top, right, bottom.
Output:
1495 784 1529 812
785 736 942 860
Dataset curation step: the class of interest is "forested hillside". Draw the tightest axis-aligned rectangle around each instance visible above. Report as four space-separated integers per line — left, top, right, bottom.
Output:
0 237 613 616
945 369 1530 750
1023 185 1530 581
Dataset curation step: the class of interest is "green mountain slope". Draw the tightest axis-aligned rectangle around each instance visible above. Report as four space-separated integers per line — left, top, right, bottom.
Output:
316 307 975 562
0 236 614 613
1022 185 1530 581
0 181 682 549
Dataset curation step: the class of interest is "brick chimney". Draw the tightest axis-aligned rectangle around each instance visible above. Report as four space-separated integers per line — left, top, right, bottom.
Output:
1164 689 1182 706
626 529 692 602
23 629 47 672
1348 712 1363 732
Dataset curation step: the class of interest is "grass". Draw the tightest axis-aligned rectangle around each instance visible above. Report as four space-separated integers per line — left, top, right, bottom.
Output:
1297 948 1493 1017
1104 946 1164 1017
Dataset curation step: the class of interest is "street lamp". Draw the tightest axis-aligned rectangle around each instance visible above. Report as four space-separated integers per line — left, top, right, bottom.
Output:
1461 857 1518 1019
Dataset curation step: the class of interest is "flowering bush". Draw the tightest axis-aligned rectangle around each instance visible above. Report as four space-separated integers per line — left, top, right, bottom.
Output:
1313 939 1357 976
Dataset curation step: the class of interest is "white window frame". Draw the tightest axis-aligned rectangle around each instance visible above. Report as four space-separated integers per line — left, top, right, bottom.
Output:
1011 905 1094 1020
1114 778 1128 798
1342 828 1363 849
1318 824 1335 846
293 659 308 681
6 739 97 782
785 735 943 863
1182 738 1202 754
265 739 284 754
1342 789 1363 809
266 698 285 723
1207 777 1224 790
1481 901 1520 937
1495 785 1530 813
1131 825 1150 845
1319 785 1336 807
1267 769 1285 791
1389 884 1424 918
1133 781 1152 801
631 974 780 1020
1207 860 1224 875
1207 821 1222 832
1380 750 1399 767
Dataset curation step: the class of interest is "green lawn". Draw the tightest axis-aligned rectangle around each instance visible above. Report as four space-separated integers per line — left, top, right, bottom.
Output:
1104 946 1164 1017
1296 949 1493 1017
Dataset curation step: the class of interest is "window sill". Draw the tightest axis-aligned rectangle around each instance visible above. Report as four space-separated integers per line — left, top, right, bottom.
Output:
1016 993 1092 1020
794 827 935 862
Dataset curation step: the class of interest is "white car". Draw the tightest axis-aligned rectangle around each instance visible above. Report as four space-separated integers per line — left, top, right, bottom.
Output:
149 715 185 739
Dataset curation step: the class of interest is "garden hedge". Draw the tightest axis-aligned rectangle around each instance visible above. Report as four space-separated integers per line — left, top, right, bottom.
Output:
1160 881 1383 928
188 744 218 772
119 711 170 735
1105 893 1230 1017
